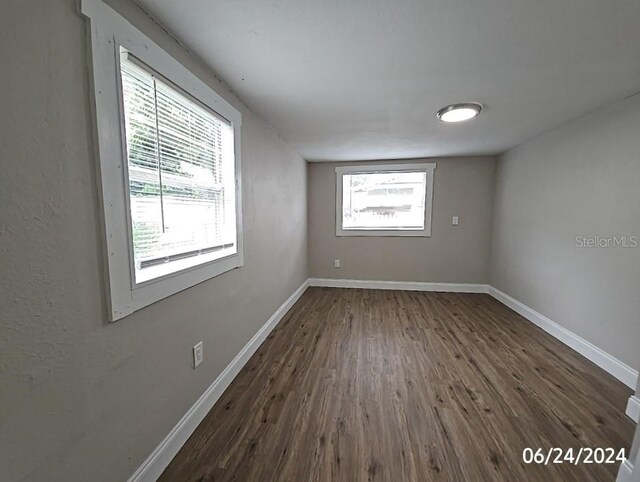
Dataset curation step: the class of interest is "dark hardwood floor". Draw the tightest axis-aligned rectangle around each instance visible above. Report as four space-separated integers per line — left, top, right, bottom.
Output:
159 288 633 482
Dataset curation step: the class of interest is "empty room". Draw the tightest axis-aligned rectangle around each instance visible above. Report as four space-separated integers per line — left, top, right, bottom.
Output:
2 0 640 481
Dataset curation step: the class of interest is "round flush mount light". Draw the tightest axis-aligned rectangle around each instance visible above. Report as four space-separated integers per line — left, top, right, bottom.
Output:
436 102 483 123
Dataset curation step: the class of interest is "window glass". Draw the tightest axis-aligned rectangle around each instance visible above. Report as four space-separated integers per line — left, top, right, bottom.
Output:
341 171 427 230
120 51 237 283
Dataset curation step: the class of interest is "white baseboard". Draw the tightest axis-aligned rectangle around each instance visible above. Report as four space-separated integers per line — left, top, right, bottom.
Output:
617 459 635 482
308 277 489 293
488 286 638 389
626 396 640 423
127 280 310 482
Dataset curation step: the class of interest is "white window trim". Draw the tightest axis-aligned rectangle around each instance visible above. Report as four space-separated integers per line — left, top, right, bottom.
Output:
335 163 436 237
81 0 243 321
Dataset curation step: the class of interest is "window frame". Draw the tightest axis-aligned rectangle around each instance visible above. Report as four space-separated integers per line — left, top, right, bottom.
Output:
335 163 436 237
81 0 243 321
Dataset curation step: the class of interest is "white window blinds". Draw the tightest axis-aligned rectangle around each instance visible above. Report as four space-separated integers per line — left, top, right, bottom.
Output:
119 50 237 283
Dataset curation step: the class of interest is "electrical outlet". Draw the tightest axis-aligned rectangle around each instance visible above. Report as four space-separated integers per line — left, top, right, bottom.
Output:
193 341 203 368
452 216 459 226
334 259 341 268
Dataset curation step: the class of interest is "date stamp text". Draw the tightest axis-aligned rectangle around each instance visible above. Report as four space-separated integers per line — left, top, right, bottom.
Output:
522 447 626 465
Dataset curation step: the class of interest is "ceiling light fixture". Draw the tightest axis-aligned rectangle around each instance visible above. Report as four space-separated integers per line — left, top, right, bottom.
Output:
436 102 483 123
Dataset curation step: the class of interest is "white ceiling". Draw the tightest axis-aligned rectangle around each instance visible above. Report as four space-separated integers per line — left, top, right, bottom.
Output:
136 0 640 161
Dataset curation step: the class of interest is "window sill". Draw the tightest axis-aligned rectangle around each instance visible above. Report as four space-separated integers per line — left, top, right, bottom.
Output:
336 229 432 237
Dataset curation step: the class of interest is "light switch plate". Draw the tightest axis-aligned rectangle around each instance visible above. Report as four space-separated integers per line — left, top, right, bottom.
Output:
193 341 203 368
452 216 459 226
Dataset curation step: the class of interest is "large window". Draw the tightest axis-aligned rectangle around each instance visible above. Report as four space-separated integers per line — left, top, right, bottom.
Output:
335 163 436 236
120 51 237 284
82 0 243 320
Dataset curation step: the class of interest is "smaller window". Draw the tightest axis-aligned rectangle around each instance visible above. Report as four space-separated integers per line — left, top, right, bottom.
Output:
335 163 436 237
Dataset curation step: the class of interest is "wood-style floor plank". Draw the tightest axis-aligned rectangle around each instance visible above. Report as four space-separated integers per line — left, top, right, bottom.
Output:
159 288 633 482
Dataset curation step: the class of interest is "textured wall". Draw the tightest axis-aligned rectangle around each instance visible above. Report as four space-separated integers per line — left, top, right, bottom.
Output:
0 1 307 480
307 157 496 282
490 93 640 370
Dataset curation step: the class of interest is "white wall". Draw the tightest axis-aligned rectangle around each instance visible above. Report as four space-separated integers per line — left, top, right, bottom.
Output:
0 0 307 481
490 93 640 371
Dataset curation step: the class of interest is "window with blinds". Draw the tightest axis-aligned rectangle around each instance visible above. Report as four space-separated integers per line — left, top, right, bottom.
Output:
119 49 237 284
